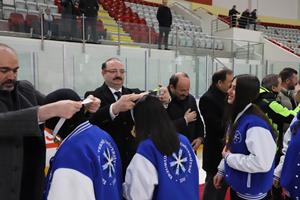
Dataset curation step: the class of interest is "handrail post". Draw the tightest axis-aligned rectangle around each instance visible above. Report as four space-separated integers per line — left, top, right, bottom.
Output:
148 25 151 57
82 14 86 53
175 26 178 57
40 12 44 50
117 21 121 55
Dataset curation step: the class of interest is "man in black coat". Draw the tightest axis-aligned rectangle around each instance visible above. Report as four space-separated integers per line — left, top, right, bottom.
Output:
85 57 171 177
167 72 204 151
199 68 233 200
156 0 172 50
239 9 250 29
0 43 85 200
61 0 79 39
228 5 240 27
250 9 257 30
79 0 99 42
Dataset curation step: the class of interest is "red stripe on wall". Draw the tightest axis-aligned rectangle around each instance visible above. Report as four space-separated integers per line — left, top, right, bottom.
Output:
186 0 212 5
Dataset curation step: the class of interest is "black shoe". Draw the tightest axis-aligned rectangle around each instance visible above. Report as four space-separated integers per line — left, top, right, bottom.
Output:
165 48 170 50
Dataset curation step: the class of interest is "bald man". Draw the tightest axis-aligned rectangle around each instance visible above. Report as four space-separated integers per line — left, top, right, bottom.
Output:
0 43 100 200
167 72 204 151
0 43 47 200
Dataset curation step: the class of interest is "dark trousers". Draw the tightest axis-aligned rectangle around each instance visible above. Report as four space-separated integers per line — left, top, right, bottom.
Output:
61 15 77 39
84 16 97 42
230 189 269 200
202 172 228 200
158 26 170 49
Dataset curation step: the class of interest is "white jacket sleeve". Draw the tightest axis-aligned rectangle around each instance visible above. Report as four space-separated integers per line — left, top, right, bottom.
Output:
226 126 276 173
195 154 202 184
123 154 158 200
274 124 293 179
47 168 95 200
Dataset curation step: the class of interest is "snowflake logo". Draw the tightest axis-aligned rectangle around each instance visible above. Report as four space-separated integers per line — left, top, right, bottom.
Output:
102 148 115 178
169 149 188 175
233 131 242 143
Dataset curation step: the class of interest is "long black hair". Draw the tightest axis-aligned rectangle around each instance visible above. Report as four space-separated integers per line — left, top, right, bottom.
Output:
133 95 180 156
224 74 274 147
44 88 86 140
290 112 300 136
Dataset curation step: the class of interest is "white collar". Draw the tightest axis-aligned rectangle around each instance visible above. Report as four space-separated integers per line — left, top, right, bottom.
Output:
109 87 122 94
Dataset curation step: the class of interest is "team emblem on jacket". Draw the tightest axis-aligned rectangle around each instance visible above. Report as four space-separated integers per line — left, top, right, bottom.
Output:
163 142 193 183
98 139 117 186
233 130 242 143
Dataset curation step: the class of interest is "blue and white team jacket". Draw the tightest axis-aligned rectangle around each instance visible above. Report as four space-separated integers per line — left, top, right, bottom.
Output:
218 104 276 200
43 121 122 200
280 113 300 199
123 134 200 200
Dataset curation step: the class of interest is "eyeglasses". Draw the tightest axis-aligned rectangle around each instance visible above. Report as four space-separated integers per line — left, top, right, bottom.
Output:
0 66 19 74
104 69 126 74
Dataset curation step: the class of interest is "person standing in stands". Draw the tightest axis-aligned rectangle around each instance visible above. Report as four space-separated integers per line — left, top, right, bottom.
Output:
250 9 257 30
43 89 122 200
157 0 172 50
214 74 276 200
84 57 171 178
123 95 200 200
228 5 240 27
167 72 204 151
199 68 233 200
239 9 250 29
61 0 79 40
79 0 99 43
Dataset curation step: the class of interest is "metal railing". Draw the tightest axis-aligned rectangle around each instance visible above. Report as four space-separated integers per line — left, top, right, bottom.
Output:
0 9 264 60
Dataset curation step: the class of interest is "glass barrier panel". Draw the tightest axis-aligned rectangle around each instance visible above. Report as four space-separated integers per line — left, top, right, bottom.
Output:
18 52 34 83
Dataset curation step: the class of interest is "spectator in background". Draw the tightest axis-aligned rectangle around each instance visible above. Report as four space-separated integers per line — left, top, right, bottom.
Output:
239 9 250 29
250 9 257 30
199 68 233 200
228 5 240 27
157 0 172 50
214 74 276 200
43 7 53 38
167 72 204 151
79 0 99 43
123 95 200 200
61 0 79 40
43 89 122 200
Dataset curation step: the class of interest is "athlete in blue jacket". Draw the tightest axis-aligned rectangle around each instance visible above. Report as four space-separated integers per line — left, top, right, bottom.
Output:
214 75 277 200
275 112 300 200
123 95 200 200
42 89 122 200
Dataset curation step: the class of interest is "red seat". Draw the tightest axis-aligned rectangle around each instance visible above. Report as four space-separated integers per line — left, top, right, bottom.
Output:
9 13 25 32
25 14 40 32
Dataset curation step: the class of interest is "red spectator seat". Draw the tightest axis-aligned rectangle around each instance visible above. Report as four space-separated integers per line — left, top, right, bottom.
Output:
9 12 25 32
25 14 40 33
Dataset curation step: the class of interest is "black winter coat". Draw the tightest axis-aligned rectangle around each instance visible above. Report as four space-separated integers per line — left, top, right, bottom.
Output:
0 80 45 200
199 86 227 174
